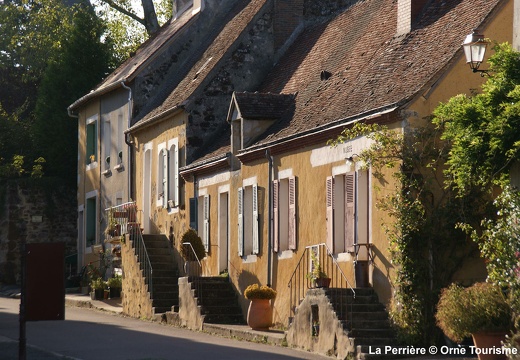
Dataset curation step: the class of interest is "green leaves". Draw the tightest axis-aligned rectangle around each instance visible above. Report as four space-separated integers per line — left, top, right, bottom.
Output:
433 43 520 196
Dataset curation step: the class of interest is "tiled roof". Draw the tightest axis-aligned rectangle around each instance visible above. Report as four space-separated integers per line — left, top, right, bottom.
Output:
130 0 268 130
68 10 196 111
233 92 295 120
247 0 503 148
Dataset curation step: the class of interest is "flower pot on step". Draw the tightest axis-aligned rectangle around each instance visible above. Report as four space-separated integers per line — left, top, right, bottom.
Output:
247 298 273 331
472 332 508 360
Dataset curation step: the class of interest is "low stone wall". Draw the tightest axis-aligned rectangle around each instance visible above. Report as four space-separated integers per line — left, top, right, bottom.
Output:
0 180 77 285
178 277 204 330
121 238 154 319
286 288 354 359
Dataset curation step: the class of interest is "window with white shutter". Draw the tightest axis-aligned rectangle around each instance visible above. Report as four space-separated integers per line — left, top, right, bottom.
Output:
237 187 244 256
238 183 259 257
168 139 179 207
203 194 210 252
327 170 366 255
273 176 297 253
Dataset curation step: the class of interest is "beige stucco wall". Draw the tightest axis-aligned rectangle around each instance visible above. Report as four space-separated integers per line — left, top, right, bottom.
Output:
132 110 189 275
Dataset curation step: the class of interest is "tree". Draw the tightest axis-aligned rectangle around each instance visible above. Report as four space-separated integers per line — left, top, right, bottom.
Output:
91 0 172 62
433 43 520 196
33 1 115 184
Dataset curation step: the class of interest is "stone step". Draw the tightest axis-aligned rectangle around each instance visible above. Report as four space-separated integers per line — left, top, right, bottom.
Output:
349 328 396 339
153 289 179 300
200 304 243 315
147 248 172 256
350 303 386 312
203 313 245 325
149 253 173 262
150 262 176 271
352 337 397 347
153 298 179 309
142 239 170 249
152 269 178 278
325 288 377 297
350 319 391 329
153 276 179 285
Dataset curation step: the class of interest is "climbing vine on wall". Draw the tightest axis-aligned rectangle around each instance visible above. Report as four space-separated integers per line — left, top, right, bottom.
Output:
330 122 484 345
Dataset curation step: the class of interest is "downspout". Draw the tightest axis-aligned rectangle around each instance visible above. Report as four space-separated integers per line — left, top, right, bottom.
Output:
266 149 273 287
68 109 83 269
121 81 133 202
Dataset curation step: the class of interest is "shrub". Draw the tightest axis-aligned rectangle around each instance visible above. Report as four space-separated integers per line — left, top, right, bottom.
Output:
179 228 206 261
244 284 277 300
436 282 512 343
107 275 122 288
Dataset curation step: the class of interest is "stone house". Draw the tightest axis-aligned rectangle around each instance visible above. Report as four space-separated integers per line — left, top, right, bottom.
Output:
70 0 516 357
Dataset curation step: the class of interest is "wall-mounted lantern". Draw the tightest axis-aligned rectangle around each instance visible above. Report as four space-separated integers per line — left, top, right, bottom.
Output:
462 30 489 76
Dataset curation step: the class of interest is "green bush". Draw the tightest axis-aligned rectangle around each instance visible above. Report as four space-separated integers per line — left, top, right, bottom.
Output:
436 282 512 343
179 228 206 261
107 275 122 288
90 277 106 290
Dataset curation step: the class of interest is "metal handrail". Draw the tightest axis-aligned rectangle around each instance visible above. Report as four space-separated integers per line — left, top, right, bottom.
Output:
106 202 153 299
287 243 356 329
182 242 206 306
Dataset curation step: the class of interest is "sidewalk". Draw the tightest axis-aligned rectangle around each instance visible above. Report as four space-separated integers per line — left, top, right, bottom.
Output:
64 293 287 346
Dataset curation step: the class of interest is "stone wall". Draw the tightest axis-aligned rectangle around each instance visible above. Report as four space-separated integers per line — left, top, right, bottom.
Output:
121 238 154 318
286 289 354 359
0 180 77 285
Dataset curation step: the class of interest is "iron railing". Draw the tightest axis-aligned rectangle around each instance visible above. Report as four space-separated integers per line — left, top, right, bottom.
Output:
182 242 208 303
106 202 153 298
287 243 356 329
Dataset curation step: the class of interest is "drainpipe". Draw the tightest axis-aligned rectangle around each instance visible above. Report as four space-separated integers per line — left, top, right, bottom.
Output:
121 81 133 202
266 149 273 287
67 109 84 269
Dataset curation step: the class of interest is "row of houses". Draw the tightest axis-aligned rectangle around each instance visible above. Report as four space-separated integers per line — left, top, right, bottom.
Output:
68 0 515 352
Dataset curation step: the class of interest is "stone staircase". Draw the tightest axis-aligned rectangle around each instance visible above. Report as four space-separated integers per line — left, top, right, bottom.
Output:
190 276 245 324
325 288 397 360
141 234 179 314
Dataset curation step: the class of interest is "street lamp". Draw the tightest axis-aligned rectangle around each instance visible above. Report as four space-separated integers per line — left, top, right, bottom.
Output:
462 30 489 76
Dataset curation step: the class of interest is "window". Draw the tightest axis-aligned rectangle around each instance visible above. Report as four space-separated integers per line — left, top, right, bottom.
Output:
157 146 168 207
86 196 97 247
157 140 180 209
168 139 180 207
238 184 259 257
273 176 297 252
117 114 123 164
103 118 111 174
86 116 97 166
326 170 368 254
198 194 210 252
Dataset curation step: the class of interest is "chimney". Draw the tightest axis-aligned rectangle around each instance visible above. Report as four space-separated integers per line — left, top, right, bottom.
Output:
274 0 304 51
396 0 429 36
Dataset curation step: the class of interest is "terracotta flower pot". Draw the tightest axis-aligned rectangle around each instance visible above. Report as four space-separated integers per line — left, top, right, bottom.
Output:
315 277 331 288
247 299 273 331
472 332 508 360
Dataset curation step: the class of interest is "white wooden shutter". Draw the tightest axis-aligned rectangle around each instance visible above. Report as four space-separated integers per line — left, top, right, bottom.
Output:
238 187 244 256
326 176 334 253
203 194 210 252
163 149 169 208
288 176 296 250
273 180 279 253
345 172 355 251
174 144 179 206
252 184 259 254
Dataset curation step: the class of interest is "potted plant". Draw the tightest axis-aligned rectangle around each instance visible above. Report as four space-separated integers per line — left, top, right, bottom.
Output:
436 282 512 360
107 275 122 299
244 284 277 331
180 229 206 276
90 277 106 300
307 251 331 288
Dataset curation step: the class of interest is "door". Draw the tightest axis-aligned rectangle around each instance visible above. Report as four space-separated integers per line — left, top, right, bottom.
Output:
218 192 229 273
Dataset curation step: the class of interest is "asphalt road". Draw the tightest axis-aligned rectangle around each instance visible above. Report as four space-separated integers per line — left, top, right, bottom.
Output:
0 297 329 360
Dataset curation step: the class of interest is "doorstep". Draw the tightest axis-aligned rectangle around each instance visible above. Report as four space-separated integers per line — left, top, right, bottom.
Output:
202 323 286 346
65 293 123 314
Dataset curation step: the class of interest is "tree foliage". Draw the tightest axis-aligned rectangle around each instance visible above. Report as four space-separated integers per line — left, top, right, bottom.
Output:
331 123 483 346
433 43 520 196
32 1 115 183
0 0 115 183
92 0 172 62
